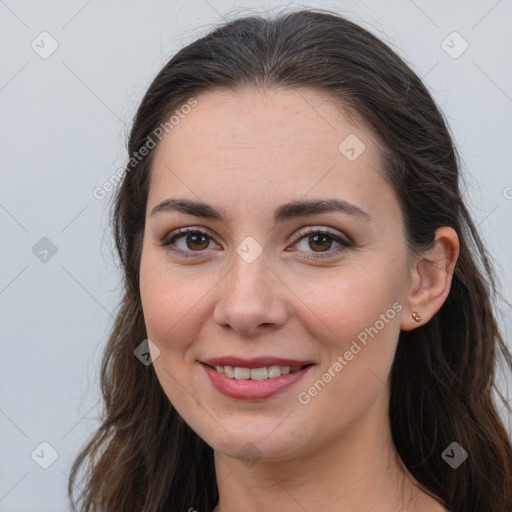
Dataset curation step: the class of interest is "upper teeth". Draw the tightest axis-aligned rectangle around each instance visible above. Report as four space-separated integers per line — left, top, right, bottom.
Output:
214 365 302 380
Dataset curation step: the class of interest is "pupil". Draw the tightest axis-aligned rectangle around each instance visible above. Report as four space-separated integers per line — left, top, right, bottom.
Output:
188 234 208 250
311 234 330 252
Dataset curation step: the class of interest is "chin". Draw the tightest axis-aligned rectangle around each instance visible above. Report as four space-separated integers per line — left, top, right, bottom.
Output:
200 419 312 464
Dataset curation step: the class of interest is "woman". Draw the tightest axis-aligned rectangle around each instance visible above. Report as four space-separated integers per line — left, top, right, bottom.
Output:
68 8 512 512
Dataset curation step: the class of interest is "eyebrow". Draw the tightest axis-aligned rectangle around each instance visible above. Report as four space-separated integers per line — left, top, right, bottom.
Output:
150 197 371 223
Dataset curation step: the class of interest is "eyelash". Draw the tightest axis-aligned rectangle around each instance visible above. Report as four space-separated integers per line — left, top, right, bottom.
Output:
159 226 352 260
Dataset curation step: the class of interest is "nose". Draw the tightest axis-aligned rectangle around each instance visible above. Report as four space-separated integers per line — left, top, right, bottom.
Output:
212 249 288 336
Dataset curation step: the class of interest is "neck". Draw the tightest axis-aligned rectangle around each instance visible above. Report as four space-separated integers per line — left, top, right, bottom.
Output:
213 391 445 512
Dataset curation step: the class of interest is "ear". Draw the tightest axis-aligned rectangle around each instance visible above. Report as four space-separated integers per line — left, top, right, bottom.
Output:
401 227 459 331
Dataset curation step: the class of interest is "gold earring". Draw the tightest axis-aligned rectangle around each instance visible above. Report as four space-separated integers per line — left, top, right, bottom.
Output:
412 311 422 323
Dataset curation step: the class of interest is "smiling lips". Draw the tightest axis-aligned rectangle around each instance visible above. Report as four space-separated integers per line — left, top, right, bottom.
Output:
201 356 315 400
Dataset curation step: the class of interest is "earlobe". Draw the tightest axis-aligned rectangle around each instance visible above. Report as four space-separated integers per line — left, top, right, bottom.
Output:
401 227 459 331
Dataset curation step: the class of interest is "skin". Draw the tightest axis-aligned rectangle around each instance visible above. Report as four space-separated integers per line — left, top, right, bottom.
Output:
139 87 459 512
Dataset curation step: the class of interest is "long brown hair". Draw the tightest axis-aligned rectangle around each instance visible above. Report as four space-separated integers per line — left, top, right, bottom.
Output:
68 8 512 512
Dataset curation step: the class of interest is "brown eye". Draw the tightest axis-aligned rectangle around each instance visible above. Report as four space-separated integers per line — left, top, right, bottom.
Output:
160 228 216 257
291 228 352 260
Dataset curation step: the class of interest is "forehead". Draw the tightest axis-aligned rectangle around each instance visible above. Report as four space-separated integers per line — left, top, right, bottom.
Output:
147 87 396 225
153 86 379 165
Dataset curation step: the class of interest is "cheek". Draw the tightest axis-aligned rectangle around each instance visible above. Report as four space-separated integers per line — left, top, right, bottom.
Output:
290 258 405 343
139 251 207 348
291 261 404 411
139 252 211 430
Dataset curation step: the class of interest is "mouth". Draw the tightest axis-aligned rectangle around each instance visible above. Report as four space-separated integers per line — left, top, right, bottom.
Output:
200 358 315 400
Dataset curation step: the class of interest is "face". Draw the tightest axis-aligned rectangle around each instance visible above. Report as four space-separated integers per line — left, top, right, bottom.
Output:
139 87 413 462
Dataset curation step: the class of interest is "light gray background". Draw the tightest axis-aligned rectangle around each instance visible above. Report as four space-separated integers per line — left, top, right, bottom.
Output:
1 1 511 510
